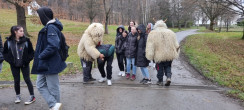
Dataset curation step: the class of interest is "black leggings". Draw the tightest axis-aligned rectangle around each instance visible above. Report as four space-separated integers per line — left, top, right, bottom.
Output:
116 53 127 71
10 65 34 95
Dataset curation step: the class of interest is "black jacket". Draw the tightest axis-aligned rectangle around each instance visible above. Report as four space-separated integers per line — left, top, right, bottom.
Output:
115 34 127 54
124 32 138 58
135 24 149 67
0 35 4 63
3 36 34 67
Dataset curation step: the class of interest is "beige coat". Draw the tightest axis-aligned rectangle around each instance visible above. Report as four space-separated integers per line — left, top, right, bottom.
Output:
77 23 104 61
146 20 180 63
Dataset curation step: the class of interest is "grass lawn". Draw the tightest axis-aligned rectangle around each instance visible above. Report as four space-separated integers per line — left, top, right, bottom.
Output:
183 32 244 100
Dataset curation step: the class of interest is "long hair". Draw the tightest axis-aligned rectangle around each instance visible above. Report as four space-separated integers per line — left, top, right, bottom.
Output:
10 25 23 39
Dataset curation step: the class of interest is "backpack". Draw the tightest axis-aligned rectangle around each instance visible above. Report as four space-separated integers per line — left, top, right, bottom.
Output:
47 24 69 61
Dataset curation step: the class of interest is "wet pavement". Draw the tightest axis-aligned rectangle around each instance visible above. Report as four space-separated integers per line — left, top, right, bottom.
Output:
0 29 243 110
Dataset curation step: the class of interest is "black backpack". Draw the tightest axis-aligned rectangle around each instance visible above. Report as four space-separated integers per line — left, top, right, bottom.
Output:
47 24 69 61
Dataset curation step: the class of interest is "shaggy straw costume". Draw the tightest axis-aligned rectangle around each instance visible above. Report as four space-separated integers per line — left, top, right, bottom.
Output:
146 20 180 86
77 23 104 82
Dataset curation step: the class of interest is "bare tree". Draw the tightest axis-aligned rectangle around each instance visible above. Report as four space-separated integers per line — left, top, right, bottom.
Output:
5 0 32 36
103 0 113 34
85 0 100 24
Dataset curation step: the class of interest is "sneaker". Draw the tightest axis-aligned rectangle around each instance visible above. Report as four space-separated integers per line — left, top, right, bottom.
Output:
121 71 125 76
89 78 96 81
24 96 36 105
98 77 106 83
165 78 171 86
156 80 163 86
131 74 136 81
50 103 62 110
140 78 146 83
146 79 152 84
107 80 112 86
118 71 122 76
15 95 21 104
126 73 130 79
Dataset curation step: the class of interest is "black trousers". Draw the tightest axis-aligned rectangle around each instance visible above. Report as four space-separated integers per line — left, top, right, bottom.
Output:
116 53 127 71
10 65 34 95
97 54 114 80
80 59 93 82
156 61 173 81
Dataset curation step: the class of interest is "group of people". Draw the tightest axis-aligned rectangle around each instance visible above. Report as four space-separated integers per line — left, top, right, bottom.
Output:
0 6 180 110
77 17 180 87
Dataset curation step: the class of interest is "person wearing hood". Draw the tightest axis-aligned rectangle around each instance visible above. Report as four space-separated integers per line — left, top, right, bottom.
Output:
31 7 66 110
3 26 35 105
115 25 127 76
124 26 138 80
135 24 151 84
146 20 180 86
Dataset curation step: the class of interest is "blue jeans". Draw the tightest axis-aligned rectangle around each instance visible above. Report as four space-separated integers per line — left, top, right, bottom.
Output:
140 67 150 79
36 74 60 108
126 58 137 75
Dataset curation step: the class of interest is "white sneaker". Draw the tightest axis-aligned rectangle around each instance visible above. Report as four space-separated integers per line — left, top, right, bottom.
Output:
118 71 122 76
15 95 21 104
98 77 106 83
50 103 62 110
107 80 112 86
121 71 125 76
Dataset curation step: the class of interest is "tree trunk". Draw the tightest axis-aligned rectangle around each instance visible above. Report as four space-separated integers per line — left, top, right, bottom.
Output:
209 19 214 31
226 19 229 32
15 4 29 37
178 20 181 30
242 26 244 39
105 15 109 34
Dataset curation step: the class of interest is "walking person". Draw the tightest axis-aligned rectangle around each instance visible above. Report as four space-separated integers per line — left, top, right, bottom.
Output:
124 26 138 80
136 24 151 84
31 7 67 110
3 26 35 104
77 23 105 83
96 44 115 86
0 34 4 73
115 30 128 76
146 20 180 86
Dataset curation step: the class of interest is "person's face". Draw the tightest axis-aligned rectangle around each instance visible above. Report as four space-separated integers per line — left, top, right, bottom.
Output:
119 28 123 33
138 30 141 34
15 28 24 38
122 32 127 37
131 27 137 34
130 22 134 27
147 24 151 29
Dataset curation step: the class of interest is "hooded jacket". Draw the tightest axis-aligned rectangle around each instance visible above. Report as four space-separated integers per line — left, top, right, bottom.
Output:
135 24 149 67
116 25 125 37
3 36 34 67
31 18 67 74
37 7 53 26
77 23 104 61
146 20 180 63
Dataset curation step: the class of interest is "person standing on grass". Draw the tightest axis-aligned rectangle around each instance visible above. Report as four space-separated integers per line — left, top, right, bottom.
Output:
77 23 105 84
136 24 151 84
124 26 138 80
115 26 127 76
146 20 180 86
0 34 4 73
3 26 35 105
31 7 67 110
96 44 115 86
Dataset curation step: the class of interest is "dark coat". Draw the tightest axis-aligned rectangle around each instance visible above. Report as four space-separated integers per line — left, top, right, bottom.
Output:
31 19 67 74
0 35 4 63
115 34 127 54
3 36 34 67
135 24 149 67
124 32 138 58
